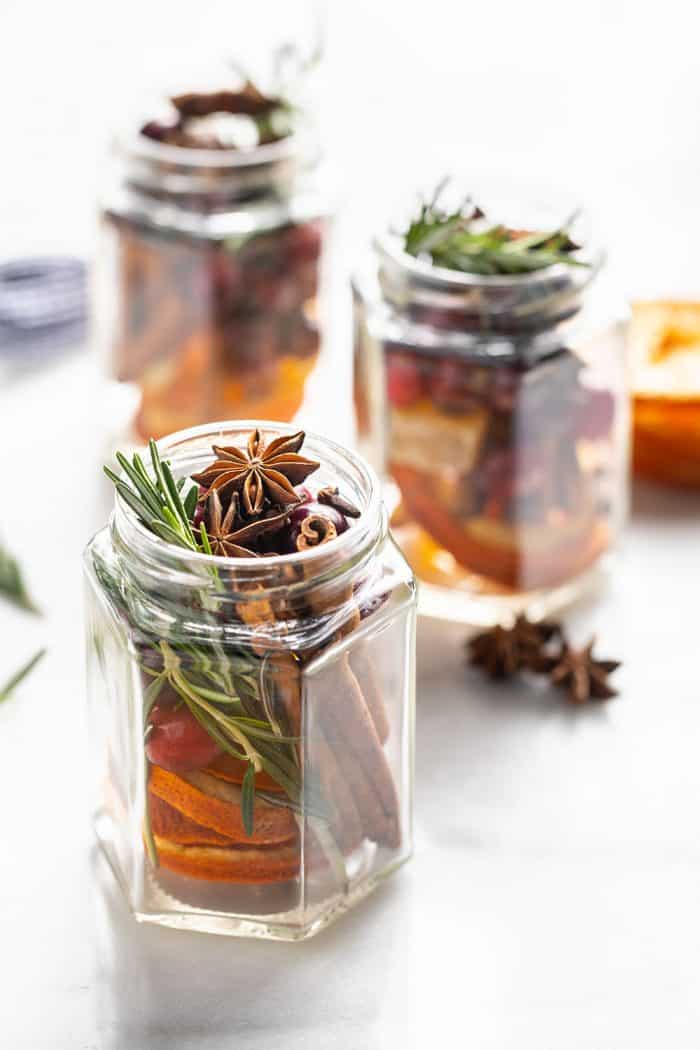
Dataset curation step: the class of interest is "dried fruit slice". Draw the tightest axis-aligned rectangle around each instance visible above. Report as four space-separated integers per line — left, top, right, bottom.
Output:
154 835 302 883
203 752 284 792
392 463 605 589
149 766 297 846
149 792 240 846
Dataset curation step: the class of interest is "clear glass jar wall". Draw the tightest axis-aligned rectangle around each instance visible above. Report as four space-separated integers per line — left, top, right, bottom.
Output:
97 127 331 442
353 197 629 624
84 423 416 940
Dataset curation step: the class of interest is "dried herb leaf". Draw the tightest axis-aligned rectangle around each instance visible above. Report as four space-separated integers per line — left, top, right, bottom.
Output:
0 543 40 615
404 182 586 276
0 648 46 703
241 761 256 836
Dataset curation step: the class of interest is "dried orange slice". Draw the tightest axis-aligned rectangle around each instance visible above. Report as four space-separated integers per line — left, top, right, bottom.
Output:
149 766 297 847
631 301 700 485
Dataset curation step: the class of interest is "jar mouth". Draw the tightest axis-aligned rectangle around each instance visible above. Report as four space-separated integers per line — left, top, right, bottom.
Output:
375 228 605 291
115 125 319 201
120 127 305 172
113 420 383 578
372 183 606 327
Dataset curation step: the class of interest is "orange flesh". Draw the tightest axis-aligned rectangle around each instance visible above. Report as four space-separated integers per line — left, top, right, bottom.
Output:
631 300 700 486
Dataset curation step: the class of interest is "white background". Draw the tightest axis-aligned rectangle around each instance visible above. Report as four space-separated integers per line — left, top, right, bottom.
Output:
1 2 700 1048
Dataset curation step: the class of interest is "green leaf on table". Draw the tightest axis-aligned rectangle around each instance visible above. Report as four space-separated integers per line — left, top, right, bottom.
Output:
0 648 46 703
0 543 41 614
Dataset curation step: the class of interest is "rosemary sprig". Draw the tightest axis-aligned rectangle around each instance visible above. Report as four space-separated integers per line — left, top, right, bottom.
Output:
0 543 40 615
104 441 201 554
404 183 587 276
102 449 306 840
0 648 46 703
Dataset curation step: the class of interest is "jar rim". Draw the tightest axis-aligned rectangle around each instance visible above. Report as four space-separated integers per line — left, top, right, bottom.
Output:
117 126 308 172
374 227 606 292
371 186 606 327
113 420 384 579
113 122 320 204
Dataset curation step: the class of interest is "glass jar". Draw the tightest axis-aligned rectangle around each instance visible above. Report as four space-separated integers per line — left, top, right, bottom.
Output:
97 121 331 442
353 192 629 625
83 422 416 940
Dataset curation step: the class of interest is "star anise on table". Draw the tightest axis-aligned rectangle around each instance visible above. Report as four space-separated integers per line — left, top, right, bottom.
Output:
467 615 560 679
548 638 621 703
203 490 288 557
192 430 319 516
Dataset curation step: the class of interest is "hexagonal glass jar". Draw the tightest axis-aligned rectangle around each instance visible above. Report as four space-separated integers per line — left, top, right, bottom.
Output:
97 122 332 442
353 191 629 625
83 423 416 940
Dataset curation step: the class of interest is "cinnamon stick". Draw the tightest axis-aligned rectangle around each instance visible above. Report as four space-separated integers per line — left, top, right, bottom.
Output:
349 644 390 745
315 654 400 848
315 737 364 854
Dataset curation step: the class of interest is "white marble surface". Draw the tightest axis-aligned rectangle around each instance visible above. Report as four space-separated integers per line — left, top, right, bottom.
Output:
3 1 700 1045
1 355 700 1049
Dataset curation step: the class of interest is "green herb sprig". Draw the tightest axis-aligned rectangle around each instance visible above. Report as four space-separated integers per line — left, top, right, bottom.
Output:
0 543 40 614
103 443 306 853
404 182 587 276
104 440 200 553
0 648 46 703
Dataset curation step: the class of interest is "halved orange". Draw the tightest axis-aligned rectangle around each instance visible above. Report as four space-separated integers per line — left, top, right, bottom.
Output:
631 301 700 486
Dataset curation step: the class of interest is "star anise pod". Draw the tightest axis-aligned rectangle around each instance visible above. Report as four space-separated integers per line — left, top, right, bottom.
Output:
192 430 319 517
203 490 288 557
548 638 621 703
467 615 560 679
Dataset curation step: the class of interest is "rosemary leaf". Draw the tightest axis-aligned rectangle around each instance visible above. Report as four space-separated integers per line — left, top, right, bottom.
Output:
115 453 163 520
149 519 192 549
0 648 46 703
149 442 182 528
404 182 588 276
199 523 213 556
161 460 197 547
0 544 40 615
241 762 256 836
183 484 198 521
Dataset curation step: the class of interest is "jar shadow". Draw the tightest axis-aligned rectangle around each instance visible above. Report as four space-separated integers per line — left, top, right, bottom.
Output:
631 478 700 522
413 616 613 853
91 848 404 1050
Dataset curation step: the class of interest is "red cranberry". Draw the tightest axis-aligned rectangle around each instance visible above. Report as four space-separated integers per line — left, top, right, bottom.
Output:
429 358 485 414
575 388 615 440
145 701 222 772
210 251 242 304
386 351 425 408
282 222 323 264
488 367 523 413
140 120 177 142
